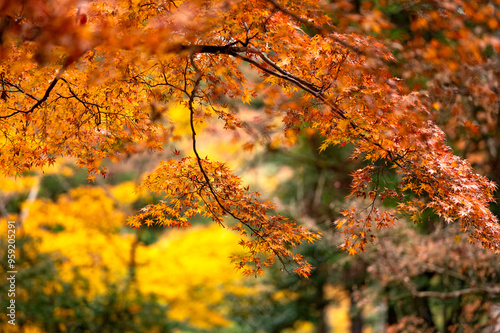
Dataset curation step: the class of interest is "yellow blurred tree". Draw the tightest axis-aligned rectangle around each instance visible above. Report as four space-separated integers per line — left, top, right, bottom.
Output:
1 172 254 331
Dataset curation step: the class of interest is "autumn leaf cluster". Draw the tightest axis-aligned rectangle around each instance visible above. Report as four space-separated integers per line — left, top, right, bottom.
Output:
0 0 498 275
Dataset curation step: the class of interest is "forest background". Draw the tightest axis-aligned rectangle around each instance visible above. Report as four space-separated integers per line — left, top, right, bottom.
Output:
0 0 500 332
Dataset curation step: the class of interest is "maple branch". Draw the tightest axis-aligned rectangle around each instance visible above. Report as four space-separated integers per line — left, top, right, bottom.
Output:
0 66 67 119
185 44 402 164
181 44 346 116
262 0 392 64
180 43 406 181
187 55 297 274
188 57 275 242
408 286 500 299
59 78 102 109
59 78 103 125
1 79 40 102
187 56 227 229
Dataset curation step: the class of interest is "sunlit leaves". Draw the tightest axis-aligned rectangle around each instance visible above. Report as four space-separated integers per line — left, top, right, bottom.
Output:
128 157 320 277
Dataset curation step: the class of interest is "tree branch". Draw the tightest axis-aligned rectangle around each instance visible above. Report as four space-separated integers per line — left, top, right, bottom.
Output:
0 65 67 119
187 54 298 274
263 0 360 51
1 79 40 102
410 286 500 299
181 43 401 166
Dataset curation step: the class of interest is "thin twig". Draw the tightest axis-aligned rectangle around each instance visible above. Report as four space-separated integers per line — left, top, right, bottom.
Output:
187 54 295 274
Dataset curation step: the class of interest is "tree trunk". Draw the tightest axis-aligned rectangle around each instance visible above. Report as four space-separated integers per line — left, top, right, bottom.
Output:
349 290 363 333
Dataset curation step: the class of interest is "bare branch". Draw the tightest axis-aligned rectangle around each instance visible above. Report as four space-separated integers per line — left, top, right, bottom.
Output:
411 286 500 299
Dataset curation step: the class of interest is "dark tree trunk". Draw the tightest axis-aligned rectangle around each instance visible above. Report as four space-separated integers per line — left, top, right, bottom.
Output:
350 290 364 333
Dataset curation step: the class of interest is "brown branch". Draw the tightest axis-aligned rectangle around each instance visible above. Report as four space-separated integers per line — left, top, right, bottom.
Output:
263 0 392 64
410 286 500 299
420 262 469 282
179 44 346 116
2 79 40 102
182 44 402 166
0 65 67 119
395 266 500 299
187 55 226 229
187 54 296 274
263 0 362 52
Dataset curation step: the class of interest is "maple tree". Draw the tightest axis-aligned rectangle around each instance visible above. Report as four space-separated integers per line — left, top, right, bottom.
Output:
0 0 499 277
242 1 500 331
239 129 500 332
318 2 500 331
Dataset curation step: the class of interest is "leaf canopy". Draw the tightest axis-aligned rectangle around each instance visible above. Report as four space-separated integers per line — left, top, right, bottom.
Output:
0 0 498 276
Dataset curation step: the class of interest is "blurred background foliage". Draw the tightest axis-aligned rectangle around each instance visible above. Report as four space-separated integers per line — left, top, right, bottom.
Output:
2 0 500 332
